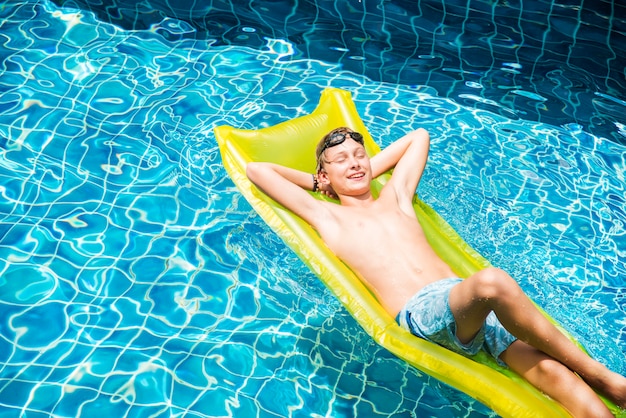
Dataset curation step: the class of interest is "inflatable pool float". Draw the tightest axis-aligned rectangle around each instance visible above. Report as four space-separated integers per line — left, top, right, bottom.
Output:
215 87 619 417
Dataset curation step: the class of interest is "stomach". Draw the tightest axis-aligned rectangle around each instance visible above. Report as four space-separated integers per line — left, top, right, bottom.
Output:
345 247 457 314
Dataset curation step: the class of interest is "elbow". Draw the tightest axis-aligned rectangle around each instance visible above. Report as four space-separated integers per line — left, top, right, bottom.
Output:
414 128 430 143
409 128 430 150
246 162 274 188
246 162 262 183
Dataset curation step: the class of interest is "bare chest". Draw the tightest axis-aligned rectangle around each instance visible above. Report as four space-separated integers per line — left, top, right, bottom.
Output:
320 206 424 265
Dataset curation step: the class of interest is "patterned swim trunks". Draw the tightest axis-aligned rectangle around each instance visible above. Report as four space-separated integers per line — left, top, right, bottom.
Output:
396 278 517 366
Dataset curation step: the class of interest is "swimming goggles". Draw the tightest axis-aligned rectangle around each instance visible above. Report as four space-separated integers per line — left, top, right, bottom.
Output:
317 130 364 160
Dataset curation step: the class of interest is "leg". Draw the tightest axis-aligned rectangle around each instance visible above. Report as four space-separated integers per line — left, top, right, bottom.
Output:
502 340 612 417
448 267 626 408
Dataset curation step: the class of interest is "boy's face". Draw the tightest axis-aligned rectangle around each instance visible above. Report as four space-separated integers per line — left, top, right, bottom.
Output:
319 137 372 196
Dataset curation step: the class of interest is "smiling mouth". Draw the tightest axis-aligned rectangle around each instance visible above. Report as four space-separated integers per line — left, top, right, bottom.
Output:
348 172 365 179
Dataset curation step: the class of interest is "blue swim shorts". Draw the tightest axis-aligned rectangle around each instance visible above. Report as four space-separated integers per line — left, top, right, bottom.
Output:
396 278 517 367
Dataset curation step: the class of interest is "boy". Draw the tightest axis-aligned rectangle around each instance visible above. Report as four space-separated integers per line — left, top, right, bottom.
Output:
246 126 626 417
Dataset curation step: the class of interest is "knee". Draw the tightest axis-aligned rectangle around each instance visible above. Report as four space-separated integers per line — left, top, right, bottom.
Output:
532 358 584 399
471 267 519 301
533 359 613 418
534 357 570 384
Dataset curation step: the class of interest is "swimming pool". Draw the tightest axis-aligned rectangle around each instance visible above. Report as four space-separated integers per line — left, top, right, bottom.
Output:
0 0 624 416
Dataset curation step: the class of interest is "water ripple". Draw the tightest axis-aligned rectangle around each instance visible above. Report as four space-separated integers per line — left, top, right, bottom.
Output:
0 1 625 417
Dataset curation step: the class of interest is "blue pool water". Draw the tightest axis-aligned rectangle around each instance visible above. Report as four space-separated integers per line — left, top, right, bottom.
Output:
0 0 625 417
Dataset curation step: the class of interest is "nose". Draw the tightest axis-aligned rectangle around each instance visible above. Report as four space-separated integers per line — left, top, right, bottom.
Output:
347 154 361 168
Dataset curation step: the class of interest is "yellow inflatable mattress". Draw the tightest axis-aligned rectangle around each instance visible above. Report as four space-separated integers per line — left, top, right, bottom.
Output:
215 87 619 417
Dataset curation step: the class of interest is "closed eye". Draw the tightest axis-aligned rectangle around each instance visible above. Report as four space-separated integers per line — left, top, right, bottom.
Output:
328 149 367 164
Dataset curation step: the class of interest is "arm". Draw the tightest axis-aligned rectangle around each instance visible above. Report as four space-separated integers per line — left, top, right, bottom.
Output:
373 128 430 205
246 162 326 227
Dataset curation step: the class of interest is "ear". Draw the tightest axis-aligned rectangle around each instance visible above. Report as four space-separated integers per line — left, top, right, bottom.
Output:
317 170 331 185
